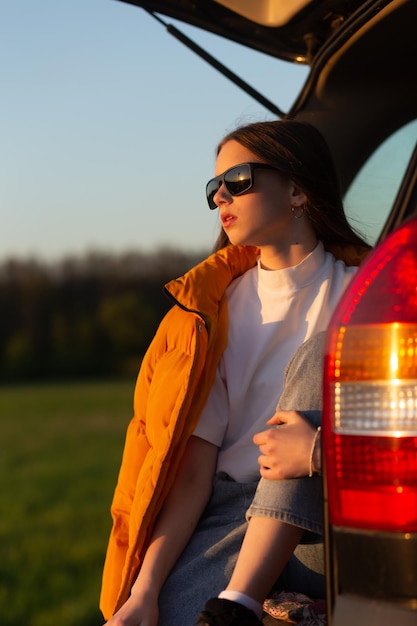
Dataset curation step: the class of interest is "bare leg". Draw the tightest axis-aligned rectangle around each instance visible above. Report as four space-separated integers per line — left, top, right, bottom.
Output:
225 516 304 603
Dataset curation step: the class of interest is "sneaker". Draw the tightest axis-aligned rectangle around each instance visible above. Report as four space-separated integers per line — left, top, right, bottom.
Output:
196 597 263 626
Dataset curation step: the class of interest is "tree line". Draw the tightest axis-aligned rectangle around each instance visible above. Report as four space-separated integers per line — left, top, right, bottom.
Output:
0 248 207 382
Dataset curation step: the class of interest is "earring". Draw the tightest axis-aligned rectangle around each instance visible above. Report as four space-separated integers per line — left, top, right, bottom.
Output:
291 206 304 219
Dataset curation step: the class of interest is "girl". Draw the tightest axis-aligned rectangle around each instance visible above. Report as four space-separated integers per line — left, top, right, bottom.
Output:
100 120 370 626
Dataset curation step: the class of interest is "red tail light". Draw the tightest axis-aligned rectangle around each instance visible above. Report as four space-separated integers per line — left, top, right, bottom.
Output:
323 217 417 532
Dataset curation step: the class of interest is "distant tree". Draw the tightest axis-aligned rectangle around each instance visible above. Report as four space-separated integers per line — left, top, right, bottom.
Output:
0 247 208 381
2 331 37 378
49 311 105 377
98 291 158 374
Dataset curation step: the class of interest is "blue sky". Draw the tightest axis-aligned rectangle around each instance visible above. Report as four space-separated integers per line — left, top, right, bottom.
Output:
1 0 309 261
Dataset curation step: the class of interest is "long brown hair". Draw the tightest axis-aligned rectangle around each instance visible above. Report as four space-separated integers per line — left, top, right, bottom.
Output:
213 120 370 252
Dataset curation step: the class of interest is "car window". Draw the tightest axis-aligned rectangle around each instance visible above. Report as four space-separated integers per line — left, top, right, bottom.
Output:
344 118 417 245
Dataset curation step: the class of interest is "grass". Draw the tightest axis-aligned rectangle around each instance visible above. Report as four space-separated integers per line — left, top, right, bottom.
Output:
0 380 135 626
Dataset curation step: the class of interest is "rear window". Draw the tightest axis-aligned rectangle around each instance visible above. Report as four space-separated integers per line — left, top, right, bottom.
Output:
344 119 417 245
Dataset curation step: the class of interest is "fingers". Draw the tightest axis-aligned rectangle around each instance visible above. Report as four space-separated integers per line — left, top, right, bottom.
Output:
253 430 265 445
253 422 283 446
258 458 288 480
267 409 304 426
258 454 272 475
266 411 286 426
253 418 286 445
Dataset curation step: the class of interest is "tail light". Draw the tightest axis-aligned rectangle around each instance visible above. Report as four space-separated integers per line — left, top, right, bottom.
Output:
323 217 417 532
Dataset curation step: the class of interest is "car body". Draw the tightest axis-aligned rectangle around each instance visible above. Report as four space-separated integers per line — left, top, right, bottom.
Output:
116 1 417 624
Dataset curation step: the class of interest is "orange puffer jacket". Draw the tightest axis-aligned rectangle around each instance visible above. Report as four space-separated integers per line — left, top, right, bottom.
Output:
100 241 369 619
100 244 258 618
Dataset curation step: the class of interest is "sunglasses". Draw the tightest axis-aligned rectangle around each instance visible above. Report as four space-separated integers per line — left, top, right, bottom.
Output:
206 162 278 210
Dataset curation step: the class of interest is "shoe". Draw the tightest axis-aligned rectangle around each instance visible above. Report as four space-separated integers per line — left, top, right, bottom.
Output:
196 597 263 626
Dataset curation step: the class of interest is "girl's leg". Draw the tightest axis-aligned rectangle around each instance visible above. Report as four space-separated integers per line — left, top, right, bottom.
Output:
224 516 305 602
196 517 306 625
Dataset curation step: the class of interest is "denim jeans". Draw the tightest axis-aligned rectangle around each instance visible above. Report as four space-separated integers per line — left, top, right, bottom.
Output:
158 473 258 626
158 475 323 626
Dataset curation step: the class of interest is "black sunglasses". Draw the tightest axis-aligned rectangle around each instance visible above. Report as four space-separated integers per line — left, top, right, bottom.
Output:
206 162 278 210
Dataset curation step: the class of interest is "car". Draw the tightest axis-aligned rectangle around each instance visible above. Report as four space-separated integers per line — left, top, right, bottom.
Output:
116 1 417 624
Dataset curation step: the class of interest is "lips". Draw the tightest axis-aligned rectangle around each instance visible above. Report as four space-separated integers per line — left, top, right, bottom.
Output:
221 213 237 228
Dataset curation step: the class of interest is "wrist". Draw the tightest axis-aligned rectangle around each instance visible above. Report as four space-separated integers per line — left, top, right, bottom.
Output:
131 573 159 599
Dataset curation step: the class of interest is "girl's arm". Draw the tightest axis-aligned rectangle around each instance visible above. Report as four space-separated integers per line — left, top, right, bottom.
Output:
104 435 218 626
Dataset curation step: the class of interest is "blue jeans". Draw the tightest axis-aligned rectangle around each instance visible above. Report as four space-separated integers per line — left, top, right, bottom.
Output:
158 474 258 626
158 475 323 626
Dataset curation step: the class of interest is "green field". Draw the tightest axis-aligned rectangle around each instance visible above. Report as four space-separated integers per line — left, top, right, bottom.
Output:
0 380 134 626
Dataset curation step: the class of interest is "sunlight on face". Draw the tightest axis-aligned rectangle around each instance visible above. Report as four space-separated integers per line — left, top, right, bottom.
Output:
215 141 315 268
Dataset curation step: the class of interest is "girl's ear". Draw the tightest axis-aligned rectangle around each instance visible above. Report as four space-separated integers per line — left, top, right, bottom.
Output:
290 183 307 208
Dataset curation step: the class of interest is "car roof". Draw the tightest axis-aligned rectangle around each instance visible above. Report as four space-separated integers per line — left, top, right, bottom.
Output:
118 0 417 193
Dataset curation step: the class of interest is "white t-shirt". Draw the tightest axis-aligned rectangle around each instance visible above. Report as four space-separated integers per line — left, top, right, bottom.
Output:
193 242 357 482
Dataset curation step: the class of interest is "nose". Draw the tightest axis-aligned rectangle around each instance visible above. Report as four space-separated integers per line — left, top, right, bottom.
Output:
213 181 232 208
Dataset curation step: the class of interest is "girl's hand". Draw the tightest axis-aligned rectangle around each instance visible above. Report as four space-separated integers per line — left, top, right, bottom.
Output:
103 588 159 626
253 410 316 479
104 436 217 626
